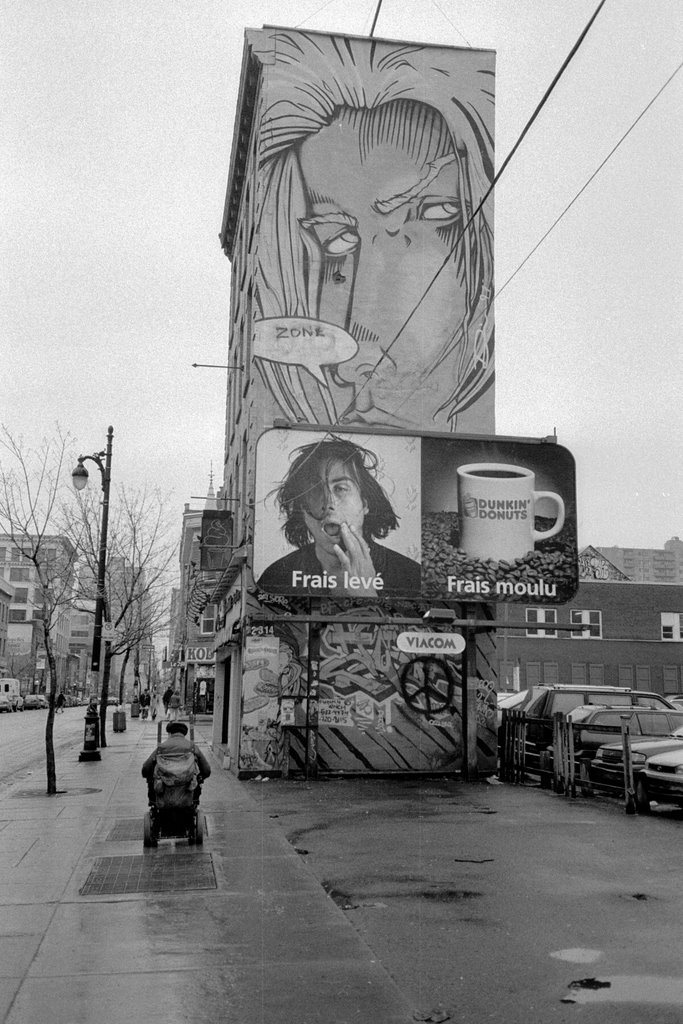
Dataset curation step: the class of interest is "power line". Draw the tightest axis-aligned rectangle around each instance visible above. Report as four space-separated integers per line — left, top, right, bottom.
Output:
337 0 610 422
496 59 683 299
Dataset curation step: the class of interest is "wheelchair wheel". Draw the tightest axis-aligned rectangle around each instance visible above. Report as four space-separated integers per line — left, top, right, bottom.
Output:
143 810 157 848
195 811 204 845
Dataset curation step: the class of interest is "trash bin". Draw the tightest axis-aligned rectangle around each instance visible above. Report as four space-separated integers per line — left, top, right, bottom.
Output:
131 700 140 718
113 709 127 732
79 706 101 761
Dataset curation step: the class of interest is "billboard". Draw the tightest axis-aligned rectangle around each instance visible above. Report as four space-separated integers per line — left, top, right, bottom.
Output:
253 429 578 604
242 29 495 436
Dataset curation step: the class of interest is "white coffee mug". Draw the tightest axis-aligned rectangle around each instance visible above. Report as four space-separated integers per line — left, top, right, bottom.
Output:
457 463 565 562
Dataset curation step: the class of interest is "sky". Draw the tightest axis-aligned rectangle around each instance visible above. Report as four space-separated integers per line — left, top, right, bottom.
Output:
2 0 681 551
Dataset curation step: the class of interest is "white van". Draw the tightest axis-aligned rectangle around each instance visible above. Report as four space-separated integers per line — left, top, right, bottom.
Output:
1 678 23 711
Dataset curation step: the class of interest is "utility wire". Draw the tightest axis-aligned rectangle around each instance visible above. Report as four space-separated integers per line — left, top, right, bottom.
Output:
380 58 683 428
429 0 472 47
369 0 383 37
336 0 610 422
295 0 341 29
496 59 683 298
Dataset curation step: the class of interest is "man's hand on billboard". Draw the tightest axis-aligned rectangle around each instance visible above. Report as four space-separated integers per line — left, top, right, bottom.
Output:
333 523 379 596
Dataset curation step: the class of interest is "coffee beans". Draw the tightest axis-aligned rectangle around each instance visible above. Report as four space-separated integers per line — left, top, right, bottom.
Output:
422 511 577 601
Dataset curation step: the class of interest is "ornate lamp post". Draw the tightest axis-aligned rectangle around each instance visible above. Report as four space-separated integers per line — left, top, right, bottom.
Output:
71 427 113 680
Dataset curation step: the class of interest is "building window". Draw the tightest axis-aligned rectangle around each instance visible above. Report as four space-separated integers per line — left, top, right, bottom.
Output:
635 666 652 689
9 567 30 583
525 608 557 637
588 664 605 685
9 609 27 622
570 609 602 638
543 662 559 685
663 666 680 692
526 662 542 686
571 663 587 685
13 587 29 603
201 604 216 635
618 665 634 687
661 613 682 641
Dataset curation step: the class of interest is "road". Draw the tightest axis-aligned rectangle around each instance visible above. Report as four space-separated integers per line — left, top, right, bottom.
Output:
0 705 89 792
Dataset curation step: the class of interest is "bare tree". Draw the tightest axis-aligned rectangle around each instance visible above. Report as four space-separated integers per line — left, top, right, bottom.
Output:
69 484 176 746
0 427 79 794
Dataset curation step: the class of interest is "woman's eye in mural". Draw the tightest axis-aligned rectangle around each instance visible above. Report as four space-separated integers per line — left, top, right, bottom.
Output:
324 229 360 255
299 214 360 256
418 198 461 224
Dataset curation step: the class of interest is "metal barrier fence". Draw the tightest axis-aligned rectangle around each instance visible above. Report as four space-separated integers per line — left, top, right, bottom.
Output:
498 709 638 814
498 709 526 784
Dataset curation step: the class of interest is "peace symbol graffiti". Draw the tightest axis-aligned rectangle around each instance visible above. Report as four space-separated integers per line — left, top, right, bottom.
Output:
398 656 461 718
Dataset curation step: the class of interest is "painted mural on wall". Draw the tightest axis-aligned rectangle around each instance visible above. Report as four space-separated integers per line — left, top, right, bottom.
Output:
238 612 497 775
249 29 495 434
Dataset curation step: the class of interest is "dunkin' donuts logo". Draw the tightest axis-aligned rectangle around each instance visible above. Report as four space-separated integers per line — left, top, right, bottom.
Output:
462 494 531 520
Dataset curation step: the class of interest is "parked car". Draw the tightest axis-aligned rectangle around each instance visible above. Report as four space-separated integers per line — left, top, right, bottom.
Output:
1 678 22 711
569 706 683 765
590 727 683 792
637 747 683 813
0 693 12 713
496 689 528 727
515 685 676 777
23 694 48 710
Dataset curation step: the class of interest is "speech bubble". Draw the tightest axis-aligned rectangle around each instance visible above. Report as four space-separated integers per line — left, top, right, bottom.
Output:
254 317 358 385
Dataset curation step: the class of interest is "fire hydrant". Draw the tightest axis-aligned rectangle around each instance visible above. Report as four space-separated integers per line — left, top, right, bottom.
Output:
79 702 101 762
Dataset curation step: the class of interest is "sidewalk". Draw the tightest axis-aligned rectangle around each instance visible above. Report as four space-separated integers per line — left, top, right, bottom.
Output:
0 716 412 1024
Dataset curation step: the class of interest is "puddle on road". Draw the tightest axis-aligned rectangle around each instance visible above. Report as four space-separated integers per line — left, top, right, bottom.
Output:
562 976 683 1006
550 948 603 964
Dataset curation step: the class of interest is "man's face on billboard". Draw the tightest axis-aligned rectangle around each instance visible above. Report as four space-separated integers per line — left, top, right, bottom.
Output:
298 104 468 427
302 459 368 557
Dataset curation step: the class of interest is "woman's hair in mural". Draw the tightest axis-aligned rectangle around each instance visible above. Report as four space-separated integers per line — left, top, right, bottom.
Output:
253 31 494 427
271 436 400 549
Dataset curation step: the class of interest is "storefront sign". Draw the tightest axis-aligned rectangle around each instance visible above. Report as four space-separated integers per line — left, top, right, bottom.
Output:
254 429 578 604
397 632 465 654
183 647 215 663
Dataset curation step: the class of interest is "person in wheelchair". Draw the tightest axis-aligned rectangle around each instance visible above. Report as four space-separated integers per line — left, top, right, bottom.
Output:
141 721 212 808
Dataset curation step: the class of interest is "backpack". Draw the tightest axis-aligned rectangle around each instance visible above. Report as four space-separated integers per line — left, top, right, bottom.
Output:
153 747 198 808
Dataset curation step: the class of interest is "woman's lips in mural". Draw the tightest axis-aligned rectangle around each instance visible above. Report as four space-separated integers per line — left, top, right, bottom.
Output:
323 522 342 540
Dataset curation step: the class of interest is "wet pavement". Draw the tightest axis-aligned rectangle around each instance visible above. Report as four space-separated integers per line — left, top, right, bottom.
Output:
0 718 410 1024
2 716 683 1023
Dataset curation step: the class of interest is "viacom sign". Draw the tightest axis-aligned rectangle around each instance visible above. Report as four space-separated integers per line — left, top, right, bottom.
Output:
396 632 466 655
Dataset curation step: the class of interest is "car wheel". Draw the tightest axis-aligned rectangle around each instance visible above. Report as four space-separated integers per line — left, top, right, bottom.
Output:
635 777 651 815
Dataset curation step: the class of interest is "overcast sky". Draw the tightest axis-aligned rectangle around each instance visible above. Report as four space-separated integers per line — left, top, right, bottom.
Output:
2 0 681 550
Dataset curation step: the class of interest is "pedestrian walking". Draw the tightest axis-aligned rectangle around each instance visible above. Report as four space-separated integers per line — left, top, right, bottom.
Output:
168 690 182 721
140 691 150 720
162 685 173 716
150 691 163 721
56 692 66 713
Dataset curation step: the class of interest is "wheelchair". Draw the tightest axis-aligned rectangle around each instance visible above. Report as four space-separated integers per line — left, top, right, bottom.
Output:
143 720 206 848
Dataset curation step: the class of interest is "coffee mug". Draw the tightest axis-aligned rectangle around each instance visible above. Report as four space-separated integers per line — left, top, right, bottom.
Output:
457 463 565 562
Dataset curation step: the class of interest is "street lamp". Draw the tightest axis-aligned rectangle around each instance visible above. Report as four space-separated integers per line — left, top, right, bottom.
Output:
72 426 113 675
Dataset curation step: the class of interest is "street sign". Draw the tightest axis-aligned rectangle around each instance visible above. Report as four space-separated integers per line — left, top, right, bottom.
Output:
396 632 466 655
101 622 118 641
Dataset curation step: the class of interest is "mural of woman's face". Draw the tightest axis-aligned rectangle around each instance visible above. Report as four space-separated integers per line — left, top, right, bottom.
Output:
298 103 469 427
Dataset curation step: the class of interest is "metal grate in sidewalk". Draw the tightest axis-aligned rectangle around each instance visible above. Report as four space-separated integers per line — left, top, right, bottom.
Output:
79 853 216 895
106 819 143 841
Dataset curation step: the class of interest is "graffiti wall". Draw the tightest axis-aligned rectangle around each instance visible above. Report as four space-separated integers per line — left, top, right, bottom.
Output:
238 617 497 775
248 29 495 435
